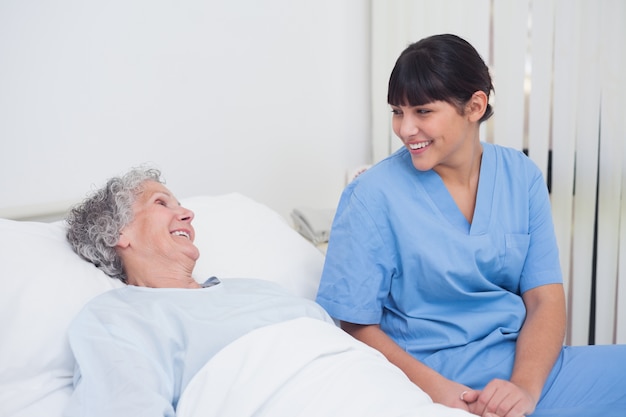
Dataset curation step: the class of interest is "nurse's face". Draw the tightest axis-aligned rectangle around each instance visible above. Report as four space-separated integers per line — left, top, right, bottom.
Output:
390 99 479 173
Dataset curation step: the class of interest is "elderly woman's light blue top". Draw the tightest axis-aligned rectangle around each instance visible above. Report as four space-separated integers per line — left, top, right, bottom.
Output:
65 278 332 417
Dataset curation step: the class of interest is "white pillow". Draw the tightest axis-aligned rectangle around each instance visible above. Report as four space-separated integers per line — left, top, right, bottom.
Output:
0 193 325 417
185 193 325 300
0 219 124 417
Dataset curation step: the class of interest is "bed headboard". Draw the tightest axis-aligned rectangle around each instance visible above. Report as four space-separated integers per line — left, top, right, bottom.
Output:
0 200 77 222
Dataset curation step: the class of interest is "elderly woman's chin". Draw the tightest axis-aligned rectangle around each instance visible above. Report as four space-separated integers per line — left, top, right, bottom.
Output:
187 244 201 263
177 240 200 263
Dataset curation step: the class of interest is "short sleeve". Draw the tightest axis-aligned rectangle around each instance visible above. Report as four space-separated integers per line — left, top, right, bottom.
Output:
316 182 396 324
519 165 563 293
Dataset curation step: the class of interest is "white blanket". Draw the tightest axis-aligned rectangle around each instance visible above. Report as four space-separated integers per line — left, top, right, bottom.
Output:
177 317 472 417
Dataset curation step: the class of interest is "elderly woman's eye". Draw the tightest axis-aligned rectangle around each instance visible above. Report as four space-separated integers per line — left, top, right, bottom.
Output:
155 199 167 206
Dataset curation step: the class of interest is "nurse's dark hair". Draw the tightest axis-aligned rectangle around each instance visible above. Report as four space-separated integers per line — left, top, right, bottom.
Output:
387 33 494 123
65 167 164 283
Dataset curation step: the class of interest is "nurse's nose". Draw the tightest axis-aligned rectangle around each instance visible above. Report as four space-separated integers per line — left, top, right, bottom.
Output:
399 113 419 138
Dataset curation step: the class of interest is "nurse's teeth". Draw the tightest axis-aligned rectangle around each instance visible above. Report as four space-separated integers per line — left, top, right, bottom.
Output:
409 142 430 150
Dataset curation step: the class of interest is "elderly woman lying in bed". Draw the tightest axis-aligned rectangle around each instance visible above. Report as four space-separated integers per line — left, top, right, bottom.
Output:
63 167 475 417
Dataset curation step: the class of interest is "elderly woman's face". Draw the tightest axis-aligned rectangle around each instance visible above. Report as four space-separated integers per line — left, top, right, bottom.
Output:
116 181 200 265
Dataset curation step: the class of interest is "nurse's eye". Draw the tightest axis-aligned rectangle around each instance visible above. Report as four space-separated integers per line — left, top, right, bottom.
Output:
390 108 402 116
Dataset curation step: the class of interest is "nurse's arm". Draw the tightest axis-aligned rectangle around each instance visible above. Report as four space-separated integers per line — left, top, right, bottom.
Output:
513 282 566 400
469 282 566 416
340 321 472 412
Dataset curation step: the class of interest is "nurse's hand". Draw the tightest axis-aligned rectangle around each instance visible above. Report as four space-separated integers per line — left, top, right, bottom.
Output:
429 380 473 412
461 379 536 417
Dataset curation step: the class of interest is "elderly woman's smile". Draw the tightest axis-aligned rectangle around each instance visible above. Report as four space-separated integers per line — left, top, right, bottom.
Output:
171 230 191 239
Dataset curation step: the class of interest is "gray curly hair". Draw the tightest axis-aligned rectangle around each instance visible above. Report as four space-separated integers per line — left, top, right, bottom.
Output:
65 167 164 283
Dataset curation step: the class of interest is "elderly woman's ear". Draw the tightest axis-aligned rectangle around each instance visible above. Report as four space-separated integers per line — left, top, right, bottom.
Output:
116 231 131 249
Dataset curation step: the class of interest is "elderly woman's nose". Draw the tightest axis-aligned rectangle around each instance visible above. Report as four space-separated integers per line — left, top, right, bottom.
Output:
178 206 194 222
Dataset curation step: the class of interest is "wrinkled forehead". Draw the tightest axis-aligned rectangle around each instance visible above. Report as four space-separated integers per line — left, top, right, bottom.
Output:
134 180 174 202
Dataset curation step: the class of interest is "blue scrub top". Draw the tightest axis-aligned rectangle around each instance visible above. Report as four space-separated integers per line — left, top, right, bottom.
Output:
316 143 563 388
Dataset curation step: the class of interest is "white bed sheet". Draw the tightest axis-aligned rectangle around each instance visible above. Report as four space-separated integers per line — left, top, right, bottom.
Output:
178 317 473 417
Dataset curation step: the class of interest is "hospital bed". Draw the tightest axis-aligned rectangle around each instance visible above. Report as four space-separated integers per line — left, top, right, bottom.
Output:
0 193 469 417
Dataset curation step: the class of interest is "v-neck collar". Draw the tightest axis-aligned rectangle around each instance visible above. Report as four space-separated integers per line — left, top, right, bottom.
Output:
418 143 495 235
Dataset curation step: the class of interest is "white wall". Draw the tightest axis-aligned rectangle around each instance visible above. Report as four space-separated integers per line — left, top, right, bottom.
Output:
0 0 371 220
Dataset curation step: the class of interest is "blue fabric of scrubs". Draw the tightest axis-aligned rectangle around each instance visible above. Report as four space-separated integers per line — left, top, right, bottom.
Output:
316 143 626 415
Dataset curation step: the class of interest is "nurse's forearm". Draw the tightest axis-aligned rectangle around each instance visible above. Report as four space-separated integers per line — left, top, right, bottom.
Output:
512 283 566 402
340 321 470 410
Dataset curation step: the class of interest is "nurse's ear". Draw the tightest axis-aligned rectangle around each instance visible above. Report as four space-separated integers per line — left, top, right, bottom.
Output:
466 91 488 122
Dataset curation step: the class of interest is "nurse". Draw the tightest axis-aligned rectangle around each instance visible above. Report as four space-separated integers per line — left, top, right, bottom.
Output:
316 33 626 417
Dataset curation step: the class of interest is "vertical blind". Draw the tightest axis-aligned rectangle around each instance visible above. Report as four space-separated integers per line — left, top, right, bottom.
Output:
371 0 626 345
